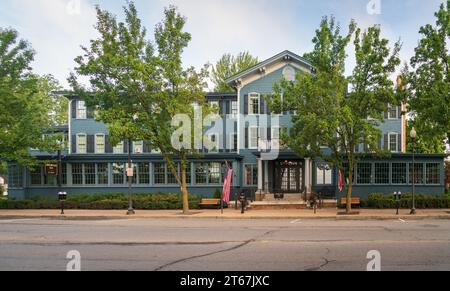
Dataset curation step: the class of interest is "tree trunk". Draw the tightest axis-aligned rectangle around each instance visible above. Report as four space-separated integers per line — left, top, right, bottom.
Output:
181 164 190 214
346 168 353 214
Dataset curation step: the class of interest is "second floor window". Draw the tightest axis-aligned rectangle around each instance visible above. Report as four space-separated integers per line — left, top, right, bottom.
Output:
113 141 124 154
249 127 259 149
77 134 87 154
231 101 238 117
389 133 399 152
388 105 399 119
95 135 105 154
134 141 143 154
77 101 87 119
249 93 260 115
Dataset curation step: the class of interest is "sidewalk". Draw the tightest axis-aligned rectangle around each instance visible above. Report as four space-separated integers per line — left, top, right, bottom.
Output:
0 208 450 220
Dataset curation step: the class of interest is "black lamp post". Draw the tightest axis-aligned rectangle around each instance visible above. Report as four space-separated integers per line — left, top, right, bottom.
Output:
410 127 417 215
127 138 135 215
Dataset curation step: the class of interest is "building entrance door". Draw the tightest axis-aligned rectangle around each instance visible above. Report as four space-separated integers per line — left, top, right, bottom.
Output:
274 160 304 193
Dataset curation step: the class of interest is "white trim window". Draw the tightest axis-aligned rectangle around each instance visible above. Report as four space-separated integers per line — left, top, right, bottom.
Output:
231 101 238 118
76 134 87 154
249 127 259 149
134 141 144 154
389 133 399 152
206 134 219 153
95 134 105 154
271 127 280 149
388 104 398 119
316 164 333 185
77 101 87 119
113 141 124 154
248 93 260 115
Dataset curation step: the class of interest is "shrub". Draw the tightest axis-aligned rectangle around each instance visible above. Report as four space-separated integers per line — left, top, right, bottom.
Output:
361 193 450 209
0 193 202 210
213 189 222 199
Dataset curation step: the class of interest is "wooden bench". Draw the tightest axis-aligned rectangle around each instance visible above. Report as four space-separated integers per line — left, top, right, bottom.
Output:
199 198 221 209
341 197 361 208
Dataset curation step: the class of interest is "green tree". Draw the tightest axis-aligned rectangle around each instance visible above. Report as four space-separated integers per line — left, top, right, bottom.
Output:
211 52 259 92
69 3 208 214
407 1 449 150
270 17 401 213
0 28 60 166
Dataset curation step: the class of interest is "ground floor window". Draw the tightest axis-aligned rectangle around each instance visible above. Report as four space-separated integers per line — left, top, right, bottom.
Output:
375 163 390 184
356 163 372 184
154 163 166 185
426 163 440 185
167 164 178 184
244 164 258 186
30 167 43 186
409 163 424 185
138 163 150 185
84 163 96 185
195 163 208 185
316 163 332 185
8 165 23 188
72 164 83 185
97 163 109 185
113 163 125 185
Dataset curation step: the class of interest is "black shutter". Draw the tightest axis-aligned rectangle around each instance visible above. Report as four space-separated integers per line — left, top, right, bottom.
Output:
398 106 402 119
71 100 77 119
105 136 113 153
267 95 271 115
123 141 129 153
398 134 402 153
219 101 225 115
260 95 265 114
244 94 248 115
71 135 76 153
87 135 95 153
245 128 249 149
384 134 389 150
364 143 369 153
378 138 382 150
225 101 231 115
267 127 272 140
384 110 388 120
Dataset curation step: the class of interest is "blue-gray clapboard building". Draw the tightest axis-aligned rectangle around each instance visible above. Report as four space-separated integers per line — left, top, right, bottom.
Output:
7 51 446 200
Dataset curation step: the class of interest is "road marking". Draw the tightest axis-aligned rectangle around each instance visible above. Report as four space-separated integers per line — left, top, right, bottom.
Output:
290 219 302 224
0 218 39 223
399 219 406 223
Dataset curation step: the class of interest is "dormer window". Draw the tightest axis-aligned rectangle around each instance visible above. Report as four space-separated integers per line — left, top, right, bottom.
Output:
248 93 260 115
77 101 87 119
388 104 399 119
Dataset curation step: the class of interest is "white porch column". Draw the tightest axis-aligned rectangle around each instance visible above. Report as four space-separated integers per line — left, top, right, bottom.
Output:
304 158 312 195
257 158 263 192
264 161 269 193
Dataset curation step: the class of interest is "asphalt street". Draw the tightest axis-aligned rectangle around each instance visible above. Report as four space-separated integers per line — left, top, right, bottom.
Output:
0 218 449 271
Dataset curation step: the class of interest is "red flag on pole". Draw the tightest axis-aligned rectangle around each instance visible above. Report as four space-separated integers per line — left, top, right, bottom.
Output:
338 170 344 193
222 169 233 203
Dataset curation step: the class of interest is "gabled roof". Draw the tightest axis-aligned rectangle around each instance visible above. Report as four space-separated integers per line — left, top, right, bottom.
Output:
225 50 314 85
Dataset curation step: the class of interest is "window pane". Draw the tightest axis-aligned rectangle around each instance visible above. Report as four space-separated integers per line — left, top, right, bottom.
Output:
389 134 398 152
30 167 42 186
167 164 178 184
426 163 440 185
8 165 23 188
245 165 257 186
154 163 166 185
84 163 96 185
209 163 221 184
77 135 87 154
96 135 105 154
72 164 83 185
195 163 207 185
134 141 143 154
250 128 258 149
113 142 124 154
138 163 150 185
231 101 238 117
357 163 372 184
77 101 86 119
409 163 424 184
388 106 397 119
375 163 390 184
97 163 109 185
184 163 191 185
392 163 407 184
112 163 124 185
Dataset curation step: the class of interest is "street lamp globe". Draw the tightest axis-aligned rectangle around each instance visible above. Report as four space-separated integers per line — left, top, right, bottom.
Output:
410 127 417 139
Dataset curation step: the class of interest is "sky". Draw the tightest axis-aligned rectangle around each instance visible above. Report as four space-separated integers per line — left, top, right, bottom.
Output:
0 0 446 89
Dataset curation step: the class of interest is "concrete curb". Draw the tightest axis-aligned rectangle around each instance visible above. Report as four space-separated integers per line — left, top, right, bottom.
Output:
1 214 450 221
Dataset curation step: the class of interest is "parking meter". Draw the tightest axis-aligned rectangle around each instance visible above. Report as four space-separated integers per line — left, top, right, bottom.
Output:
58 191 67 215
394 192 402 215
239 193 246 214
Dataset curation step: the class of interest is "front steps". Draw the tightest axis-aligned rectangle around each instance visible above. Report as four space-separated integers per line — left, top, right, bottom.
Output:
249 193 337 210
